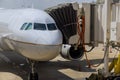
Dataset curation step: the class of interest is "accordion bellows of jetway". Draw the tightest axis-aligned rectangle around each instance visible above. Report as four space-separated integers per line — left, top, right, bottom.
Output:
45 3 79 44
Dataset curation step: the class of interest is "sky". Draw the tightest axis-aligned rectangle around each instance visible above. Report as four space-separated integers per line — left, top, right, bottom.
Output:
0 0 96 10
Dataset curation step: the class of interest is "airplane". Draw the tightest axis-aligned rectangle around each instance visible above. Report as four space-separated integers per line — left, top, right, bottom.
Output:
0 8 84 80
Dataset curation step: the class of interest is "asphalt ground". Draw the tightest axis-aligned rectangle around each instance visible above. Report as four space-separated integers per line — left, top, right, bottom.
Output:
0 44 117 80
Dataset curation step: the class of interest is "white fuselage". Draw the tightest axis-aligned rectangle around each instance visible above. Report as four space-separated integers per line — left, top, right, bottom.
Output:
0 8 63 61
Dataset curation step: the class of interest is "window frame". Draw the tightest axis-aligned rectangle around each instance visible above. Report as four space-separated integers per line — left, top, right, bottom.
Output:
20 23 28 30
47 23 57 31
34 23 47 30
20 23 33 30
25 23 33 30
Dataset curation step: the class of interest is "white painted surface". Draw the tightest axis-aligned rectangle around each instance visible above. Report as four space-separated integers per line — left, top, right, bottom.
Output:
110 22 117 41
0 8 63 61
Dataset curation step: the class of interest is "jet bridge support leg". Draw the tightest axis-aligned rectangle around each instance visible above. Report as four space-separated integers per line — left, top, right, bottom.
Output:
103 0 112 77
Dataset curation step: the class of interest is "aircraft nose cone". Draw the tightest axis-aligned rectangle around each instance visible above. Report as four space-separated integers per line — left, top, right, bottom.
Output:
37 30 63 45
48 34 62 44
45 31 63 45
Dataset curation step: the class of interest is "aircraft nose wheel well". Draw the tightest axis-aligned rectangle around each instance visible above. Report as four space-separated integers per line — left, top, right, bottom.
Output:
27 59 38 80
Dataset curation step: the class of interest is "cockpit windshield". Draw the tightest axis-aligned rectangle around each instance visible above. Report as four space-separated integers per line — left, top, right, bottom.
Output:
20 23 57 31
20 23 32 30
34 23 46 30
47 23 57 30
34 23 57 31
25 23 32 30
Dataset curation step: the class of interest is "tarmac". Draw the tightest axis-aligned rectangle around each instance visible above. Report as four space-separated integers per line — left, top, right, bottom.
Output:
0 44 117 80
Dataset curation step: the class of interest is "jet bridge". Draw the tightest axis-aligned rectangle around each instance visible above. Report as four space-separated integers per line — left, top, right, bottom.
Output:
45 3 97 60
45 2 101 47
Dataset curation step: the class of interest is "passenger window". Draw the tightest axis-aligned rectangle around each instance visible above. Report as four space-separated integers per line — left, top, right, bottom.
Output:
20 23 27 30
47 23 57 30
34 23 46 30
25 23 32 30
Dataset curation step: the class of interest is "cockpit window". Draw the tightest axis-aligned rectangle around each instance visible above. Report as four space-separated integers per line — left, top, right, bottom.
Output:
25 23 32 30
34 23 46 30
21 23 57 31
47 23 57 30
20 23 27 30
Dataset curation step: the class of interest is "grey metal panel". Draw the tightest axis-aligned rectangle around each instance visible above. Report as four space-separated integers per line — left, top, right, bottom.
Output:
80 3 99 46
93 5 99 46
82 3 91 44
90 4 95 42
98 4 104 43
116 22 120 42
